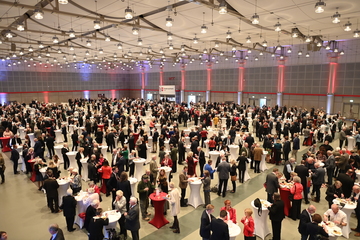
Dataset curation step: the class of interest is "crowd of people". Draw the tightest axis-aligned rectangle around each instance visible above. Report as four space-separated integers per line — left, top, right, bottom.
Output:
1 97 360 239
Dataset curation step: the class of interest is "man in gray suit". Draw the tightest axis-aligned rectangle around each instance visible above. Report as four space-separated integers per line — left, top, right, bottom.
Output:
217 157 230 198
311 162 325 203
125 197 140 240
265 168 280 203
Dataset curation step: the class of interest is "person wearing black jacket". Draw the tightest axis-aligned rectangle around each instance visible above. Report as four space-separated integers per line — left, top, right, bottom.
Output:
337 169 355 198
283 136 291 161
178 138 185 165
197 147 206 177
305 214 329 240
152 129 159 153
200 204 215 240
107 167 119 209
210 210 230 240
71 131 78 151
84 200 99 231
61 124 68 143
61 144 70 170
237 152 249 183
60 189 77 232
294 160 310 204
10 145 20 174
45 133 55 159
298 205 316 240
88 208 109 240
268 193 285 240
43 171 60 213
325 181 344 209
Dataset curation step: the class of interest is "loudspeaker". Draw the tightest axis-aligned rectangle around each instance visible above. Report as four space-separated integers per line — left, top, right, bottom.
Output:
11 43 16 52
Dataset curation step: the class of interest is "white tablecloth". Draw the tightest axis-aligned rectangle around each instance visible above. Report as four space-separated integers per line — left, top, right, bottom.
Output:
260 151 268 172
57 179 70 206
28 133 35 147
129 177 138 197
103 210 121 239
347 136 355 151
134 158 146 181
333 199 356 239
228 221 241 240
54 145 64 163
66 151 77 169
74 191 91 228
228 145 239 161
54 130 63 143
188 177 204 208
244 159 251 182
209 151 220 169
251 199 271 240
81 158 89 181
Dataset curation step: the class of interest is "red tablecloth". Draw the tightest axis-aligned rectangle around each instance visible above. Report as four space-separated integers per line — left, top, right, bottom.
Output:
28 159 36 182
98 124 104 132
0 137 11 152
149 192 169 229
279 187 291 216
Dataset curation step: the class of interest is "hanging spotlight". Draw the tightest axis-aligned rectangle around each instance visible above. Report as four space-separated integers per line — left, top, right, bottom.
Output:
271 53 275 57
58 0 68 4
34 8 44 19
201 24 208 34
193 34 199 44
332 9 341 23
105 35 111 41
39 42 44 48
19 48 24 55
340 50 345 55
124 6 133 19
246 36 251 43
117 43 123 49
314 0 326 13
169 43 174 50
226 29 232 39
12 53 17 57
93 20 101 29
317 41 323 47
72 54 76 58
274 19 281 32
137 38 143 45
99 48 104 54
291 29 298 38
132 27 139 35
248 49 252 53
165 16 173 27
298 50 303 56
46 51 50 57
251 13 260 25
68 28 75 38
85 50 90 56
334 48 338 53
214 42 219 48
69 45 74 51
5 30 13 38
52 36 59 43
280 55 284 60
262 40 268 47
305 35 311 42
218 1 227 14
17 22 25 31
254 56 259 61
57 48 62 53
305 52 310 57
85 39 91 47
354 29 360 38
325 45 331 50
167 32 173 40
259 51 263 56
287 48 292 53
203 48 207 54
344 21 352 31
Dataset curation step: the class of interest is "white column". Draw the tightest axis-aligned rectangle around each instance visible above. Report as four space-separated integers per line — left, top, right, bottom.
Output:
141 89 144 99
238 92 242 105
277 92 282 106
180 90 184 102
206 91 210 102
327 94 334 114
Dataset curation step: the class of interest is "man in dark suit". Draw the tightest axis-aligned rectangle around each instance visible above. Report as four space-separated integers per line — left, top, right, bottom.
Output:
217 158 230 198
191 136 199 155
294 160 310 204
33 138 43 159
210 210 230 240
311 162 325 202
43 171 60 213
265 168 280 203
128 133 135 152
61 144 70 170
292 133 300 161
178 137 186 165
48 223 65 240
236 152 249 183
351 185 360 236
10 145 20 174
268 193 285 240
84 200 99 231
45 133 55 159
245 133 254 149
283 136 291 161
61 124 68 143
197 147 206 177
125 197 141 240
200 204 215 240
224 135 233 146
337 169 355 198
298 205 316 240
59 189 77 232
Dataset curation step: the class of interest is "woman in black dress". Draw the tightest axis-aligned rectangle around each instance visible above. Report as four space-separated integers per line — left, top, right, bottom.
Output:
95 128 104 145
268 193 285 240
116 172 132 211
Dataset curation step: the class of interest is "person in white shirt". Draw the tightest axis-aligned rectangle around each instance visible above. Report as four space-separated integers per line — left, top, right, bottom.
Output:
114 190 127 238
323 204 347 228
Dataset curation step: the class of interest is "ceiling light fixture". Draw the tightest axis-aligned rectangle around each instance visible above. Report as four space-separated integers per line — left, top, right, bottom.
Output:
52 36 59 43
39 42 44 48
218 1 227 14
34 8 44 19
99 48 104 54
315 0 326 13
226 28 232 39
132 27 139 35
193 34 199 44
287 48 292 53
166 16 173 27
125 6 133 20
117 43 123 49
354 29 360 38
246 35 251 43
137 38 143 45
5 30 13 38
305 52 310 57
274 19 281 32
291 29 298 38
262 40 267 47
305 35 311 42
94 20 101 29
68 28 75 38
214 42 219 48
17 22 25 31
298 50 303 56
167 32 173 40
105 35 111 41
28 46 33 52
344 21 352 31
168 43 174 49
69 45 74 51
251 1 259 24
58 0 68 4
332 8 341 23
86 39 91 46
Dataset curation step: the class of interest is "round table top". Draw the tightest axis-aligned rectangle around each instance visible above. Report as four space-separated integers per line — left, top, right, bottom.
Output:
149 192 167 202
54 145 63 149
99 146 108 149
228 221 241 238
66 151 77 156
0 137 10 140
228 145 239 149
102 210 121 223
209 151 220 156
159 166 172 173
80 158 89 163
57 178 70 185
28 133 34 136
75 191 89 201
39 167 47 173
332 198 357 210
54 130 61 132
188 177 202 184
251 199 271 210
98 124 104 127
133 158 146 164
129 177 138 184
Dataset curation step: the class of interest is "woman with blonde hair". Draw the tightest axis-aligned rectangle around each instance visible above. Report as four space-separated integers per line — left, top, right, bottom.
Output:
241 208 255 240
186 151 196 177
168 182 181 233
47 160 59 179
230 160 237 193
289 176 304 221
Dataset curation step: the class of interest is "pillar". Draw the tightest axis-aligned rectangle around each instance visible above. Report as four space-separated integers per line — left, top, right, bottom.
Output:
206 63 212 102
159 66 164 85
277 60 285 106
327 59 338 114
238 61 245 105
181 64 185 102
141 70 145 99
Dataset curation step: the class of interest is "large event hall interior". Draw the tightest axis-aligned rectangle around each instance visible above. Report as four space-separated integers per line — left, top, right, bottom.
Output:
1 0 360 240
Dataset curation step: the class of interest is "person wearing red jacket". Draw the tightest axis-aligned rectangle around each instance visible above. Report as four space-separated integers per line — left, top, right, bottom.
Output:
220 199 237 224
98 160 112 196
241 208 255 240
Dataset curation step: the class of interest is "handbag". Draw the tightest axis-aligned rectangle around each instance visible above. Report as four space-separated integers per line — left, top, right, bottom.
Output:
289 184 296 201
231 175 237 181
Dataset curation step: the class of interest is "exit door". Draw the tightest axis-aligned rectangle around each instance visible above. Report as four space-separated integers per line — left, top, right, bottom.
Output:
188 95 196 104
260 98 267 107
343 103 360 119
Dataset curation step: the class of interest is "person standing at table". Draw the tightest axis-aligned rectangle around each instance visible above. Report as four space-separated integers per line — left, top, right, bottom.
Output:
124 197 140 240
237 152 249 183
48 223 65 240
217 157 230 198
197 146 206 177
268 193 285 240
325 180 344 209
59 189 76 232
84 200 99 232
253 143 263 174
69 168 82 195
241 208 255 240
283 158 295 181
71 131 78 151
61 143 70 170
305 214 329 240
45 133 55 159
292 133 300 161
265 168 280 203
298 205 316 240
289 176 304 221
200 204 215 240
149 155 159 186
88 208 109 240
0 154 5 184
114 190 127 239
337 169 355 198
75 147 85 175
204 160 216 179
107 166 120 208
10 144 20 174
351 185 360 236
220 199 237 224
61 124 67 143
168 182 181 233
210 210 230 240
179 166 189 207
117 172 132 211
98 160 112 197
170 144 178 173
43 170 61 213
186 151 196 177
137 174 154 221
178 137 186 165
310 162 325 203
201 170 211 207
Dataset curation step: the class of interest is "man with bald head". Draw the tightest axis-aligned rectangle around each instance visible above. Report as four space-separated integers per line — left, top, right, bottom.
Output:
48 223 65 240
311 162 325 203
298 205 316 240
323 204 347 228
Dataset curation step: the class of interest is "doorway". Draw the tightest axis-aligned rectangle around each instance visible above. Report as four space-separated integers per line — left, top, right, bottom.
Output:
146 93 153 100
259 98 267 107
343 103 360 120
188 95 196 104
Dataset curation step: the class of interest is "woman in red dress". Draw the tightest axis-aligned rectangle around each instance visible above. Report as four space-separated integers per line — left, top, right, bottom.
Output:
186 151 196 177
98 160 112 196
